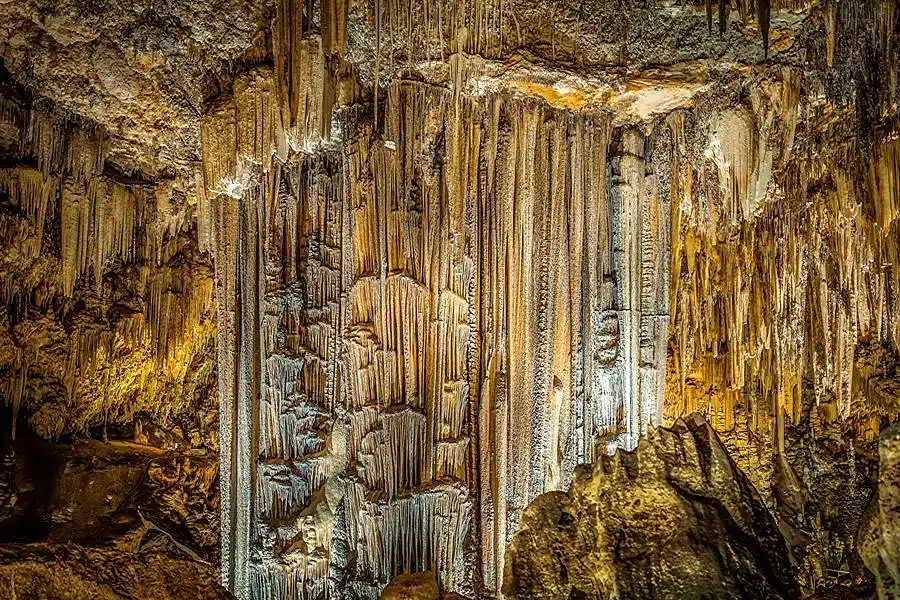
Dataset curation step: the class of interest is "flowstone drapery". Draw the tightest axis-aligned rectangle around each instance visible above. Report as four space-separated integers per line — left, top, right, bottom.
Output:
194 1 900 599
202 62 673 600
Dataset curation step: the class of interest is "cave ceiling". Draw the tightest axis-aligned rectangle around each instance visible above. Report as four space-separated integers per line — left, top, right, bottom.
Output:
0 1 899 599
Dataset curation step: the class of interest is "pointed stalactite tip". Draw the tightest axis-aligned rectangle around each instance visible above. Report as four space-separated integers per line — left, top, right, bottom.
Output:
758 0 771 58
719 0 727 34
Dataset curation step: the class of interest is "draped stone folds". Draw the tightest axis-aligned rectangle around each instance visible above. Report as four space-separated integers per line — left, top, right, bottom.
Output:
203 61 676 597
201 3 900 599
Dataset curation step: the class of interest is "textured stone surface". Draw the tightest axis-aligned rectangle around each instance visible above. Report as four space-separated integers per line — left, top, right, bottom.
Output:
0 0 270 178
0 432 225 599
502 414 800 600
0 434 219 560
0 541 233 600
0 1 899 599
859 423 900 598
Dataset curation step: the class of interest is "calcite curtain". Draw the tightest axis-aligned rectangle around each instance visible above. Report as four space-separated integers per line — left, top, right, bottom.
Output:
194 2 900 599
203 70 671 598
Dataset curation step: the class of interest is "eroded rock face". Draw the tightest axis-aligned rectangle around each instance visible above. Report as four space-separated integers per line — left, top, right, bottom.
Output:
1 0 899 599
502 414 800 600
0 430 225 599
859 423 900 598
0 541 232 600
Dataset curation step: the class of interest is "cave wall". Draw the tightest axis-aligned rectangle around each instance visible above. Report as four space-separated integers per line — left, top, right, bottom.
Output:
0 0 899 599
198 1 900 598
0 81 218 447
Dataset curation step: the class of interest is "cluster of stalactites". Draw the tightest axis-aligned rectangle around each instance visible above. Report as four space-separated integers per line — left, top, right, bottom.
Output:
333 76 675 597
0 94 216 438
201 84 349 595
200 68 284 206
666 70 900 457
198 0 348 210
60 176 149 297
344 481 473 592
273 0 348 147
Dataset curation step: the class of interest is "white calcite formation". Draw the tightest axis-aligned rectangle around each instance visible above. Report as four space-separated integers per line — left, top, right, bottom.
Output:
1 0 898 599
200 5 900 595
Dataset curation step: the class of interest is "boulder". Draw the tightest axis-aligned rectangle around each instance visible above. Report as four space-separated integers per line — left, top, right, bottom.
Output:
503 414 800 600
859 423 900 598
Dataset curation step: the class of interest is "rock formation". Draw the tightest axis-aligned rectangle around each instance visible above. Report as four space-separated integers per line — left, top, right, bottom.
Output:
0 431 227 598
0 542 232 600
0 0 898 599
859 423 900 598
503 414 800 600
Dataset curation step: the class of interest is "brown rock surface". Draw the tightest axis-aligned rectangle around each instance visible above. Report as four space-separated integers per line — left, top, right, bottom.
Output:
503 414 800 600
0 430 224 599
1 1 900 599
859 423 900 598
0 540 233 600
0 0 271 177
381 572 441 600
0 434 219 559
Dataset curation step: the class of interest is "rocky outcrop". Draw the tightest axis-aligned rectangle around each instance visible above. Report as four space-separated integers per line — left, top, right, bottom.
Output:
859 423 900 598
502 414 800 600
0 432 225 599
0 541 232 600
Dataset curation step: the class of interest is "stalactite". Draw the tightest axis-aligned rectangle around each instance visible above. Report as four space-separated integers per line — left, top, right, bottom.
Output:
344 481 472 592
759 0 771 57
6 351 27 440
0 97 25 154
719 0 727 34
273 0 349 148
0 167 55 259
27 110 65 176
666 71 900 463
59 176 148 296
206 8 900 594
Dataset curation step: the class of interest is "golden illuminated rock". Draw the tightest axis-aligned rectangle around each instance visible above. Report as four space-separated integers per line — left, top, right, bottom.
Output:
0 1 899 599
